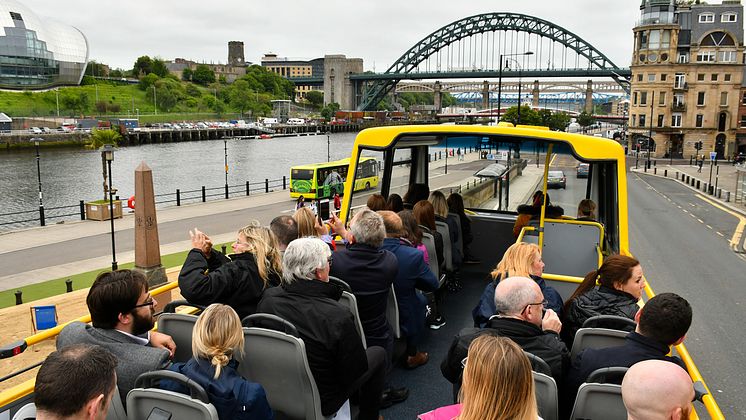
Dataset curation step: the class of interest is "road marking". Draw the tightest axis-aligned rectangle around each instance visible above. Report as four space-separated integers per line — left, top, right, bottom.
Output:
682 209 688 213
695 194 746 251
717 232 724 237
698 218 704 223
706 225 712 229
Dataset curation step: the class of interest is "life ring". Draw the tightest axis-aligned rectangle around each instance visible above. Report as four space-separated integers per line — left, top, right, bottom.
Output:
127 196 135 209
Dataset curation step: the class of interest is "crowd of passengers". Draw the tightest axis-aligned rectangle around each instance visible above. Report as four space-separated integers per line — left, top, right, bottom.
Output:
31 186 697 420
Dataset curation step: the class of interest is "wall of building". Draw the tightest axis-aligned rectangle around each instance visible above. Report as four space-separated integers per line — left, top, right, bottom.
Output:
323 55 364 110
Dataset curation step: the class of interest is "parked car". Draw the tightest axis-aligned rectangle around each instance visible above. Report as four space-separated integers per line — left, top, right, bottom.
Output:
29 127 42 134
547 170 567 189
576 163 590 178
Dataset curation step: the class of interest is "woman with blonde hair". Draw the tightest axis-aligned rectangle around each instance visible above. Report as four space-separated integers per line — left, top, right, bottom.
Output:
293 206 336 250
179 222 282 319
161 304 273 419
418 335 539 420
472 242 563 328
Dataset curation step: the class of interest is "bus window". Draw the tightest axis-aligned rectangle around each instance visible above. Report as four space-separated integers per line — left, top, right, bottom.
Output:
292 169 313 180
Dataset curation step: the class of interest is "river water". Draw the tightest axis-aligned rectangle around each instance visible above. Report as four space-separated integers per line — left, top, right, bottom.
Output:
0 132 358 230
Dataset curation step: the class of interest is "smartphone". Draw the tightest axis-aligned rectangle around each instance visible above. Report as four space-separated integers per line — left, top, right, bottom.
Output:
146 407 172 420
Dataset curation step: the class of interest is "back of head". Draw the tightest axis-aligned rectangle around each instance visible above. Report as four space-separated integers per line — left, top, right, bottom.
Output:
387 193 404 213
379 210 403 238
622 360 694 420
577 199 597 219
493 276 540 318
282 237 330 284
639 293 692 345
491 242 539 280
398 209 423 245
87 269 148 329
413 200 436 230
192 304 244 379
35 344 118 418
532 191 548 206
429 190 449 217
446 193 465 216
237 223 283 284
293 207 317 237
270 215 299 250
566 254 640 308
350 208 386 247
460 335 537 420
366 194 387 211
404 183 430 206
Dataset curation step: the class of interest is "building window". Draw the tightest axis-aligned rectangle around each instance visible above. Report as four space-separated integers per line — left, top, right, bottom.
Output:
640 114 647 127
720 92 728 106
672 114 682 127
659 92 666 105
677 53 689 63
697 92 706 106
639 31 648 49
674 94 685 107
698 73 706 81
699 13 715 23
632 114 637 126
633 92 638 105
661 74 667 81
649 30 661 49
718 51 737 62
697 51 716 62
697 114 704 127
740 115 746 128
725 74 732 82
637 74 643 82
641 92 648 105
657 114 664 127
648 74 656 82
742 91 746 105
711 74 718 81
675 73 686 88
721 12 738 22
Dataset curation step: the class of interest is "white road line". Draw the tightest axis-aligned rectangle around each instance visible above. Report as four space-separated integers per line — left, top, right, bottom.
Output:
682 209 688 213
706 225 712 229
698 218 704 223
717 232 725 237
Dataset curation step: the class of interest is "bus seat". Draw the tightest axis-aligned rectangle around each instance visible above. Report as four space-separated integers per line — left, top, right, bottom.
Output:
582 315 637 332
421 232 441 280
586 367 629 385
340 291 367 348
105 386 127 420
540 220 603 278
11 403 35 420
435 221 454 273
387 284 401 339
533 372 558 420
448 213 464 257
238 315 325 420
128 371 218 420
329 276 352 293
157 313 198 364
570 383 626 420
524 351 552 377
571 328 629 360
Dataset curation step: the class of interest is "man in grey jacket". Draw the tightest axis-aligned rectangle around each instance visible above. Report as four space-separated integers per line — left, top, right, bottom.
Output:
57 269 175 404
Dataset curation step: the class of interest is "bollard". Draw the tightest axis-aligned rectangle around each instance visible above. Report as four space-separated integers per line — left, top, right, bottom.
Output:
66 279 73 293
15 290 22 305
644 165 647 172
246 181 250 196
654 167 657 175
224 184 229 199
685 175 689 183
664 169 667 177
717 188 722 198
201 186 206 202
676 171 679 180
79 200 86 220
221 245 227 254
176 189 181 206
283 176 287 190
726 191 731 202
709 185 714 195
689 156 693 165
265 179 269 193
697 180 701 189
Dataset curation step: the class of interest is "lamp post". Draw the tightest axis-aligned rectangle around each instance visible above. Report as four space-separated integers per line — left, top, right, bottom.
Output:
32 137 45 226
496 51 533 124
224 139 229 198
504 58 525 124
327 134 330 162
100 144 117 271
647 91 654 170
152 86 157 116
55 89 59 117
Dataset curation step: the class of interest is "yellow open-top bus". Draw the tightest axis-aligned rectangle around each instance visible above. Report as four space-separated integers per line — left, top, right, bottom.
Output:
289 157 379 200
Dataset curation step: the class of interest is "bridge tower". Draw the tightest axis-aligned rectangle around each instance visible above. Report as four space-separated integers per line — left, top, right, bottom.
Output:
482 81 490 110
324 55 363 110
532 80 540 107
585 80 594 113
434 81 442 112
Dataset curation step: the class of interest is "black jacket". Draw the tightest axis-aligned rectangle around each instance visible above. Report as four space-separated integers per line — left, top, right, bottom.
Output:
330 243 398 349
178 249 281 320
562 286 639 345
441 317 569 384
256 279 368 416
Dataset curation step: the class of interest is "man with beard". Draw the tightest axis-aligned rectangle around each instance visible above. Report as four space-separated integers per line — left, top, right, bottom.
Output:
57 270 175 405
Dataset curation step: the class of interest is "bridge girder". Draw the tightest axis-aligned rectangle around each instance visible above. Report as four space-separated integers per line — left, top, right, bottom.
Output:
395 80 628 94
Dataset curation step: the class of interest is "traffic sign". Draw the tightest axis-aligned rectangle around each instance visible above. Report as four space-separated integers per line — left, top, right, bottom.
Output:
709 151 717 161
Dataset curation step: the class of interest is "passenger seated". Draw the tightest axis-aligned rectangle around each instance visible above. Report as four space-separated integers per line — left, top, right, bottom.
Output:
366 194 387 211
562 255 645 346
294 207 335 249
564 293 692 404
399 210 429 264
447 193 479 264
178 223 282 319
513 191 564 238
473 242 563 328
160 303 273 420
403 183 430 210
622 360 694 420
34 344 118 420
429 190 462 267
576 198 597 221
269 215 299 253
423 335 540 420
387 193 404 212
413 200 444 268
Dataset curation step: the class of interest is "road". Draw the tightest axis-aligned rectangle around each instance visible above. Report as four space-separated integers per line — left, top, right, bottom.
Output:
629 171 746 419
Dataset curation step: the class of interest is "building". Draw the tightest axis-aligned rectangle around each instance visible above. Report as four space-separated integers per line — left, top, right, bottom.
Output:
737 85 746 154
629 0 745 159
323 55 364 110
261 53 324 100
0 0 88 89
166 41 247 83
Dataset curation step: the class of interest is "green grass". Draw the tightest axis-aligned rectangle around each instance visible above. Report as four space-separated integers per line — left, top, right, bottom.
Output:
0 242 232 309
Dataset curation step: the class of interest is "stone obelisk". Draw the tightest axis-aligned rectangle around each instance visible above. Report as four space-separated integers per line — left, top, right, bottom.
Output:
133 162 167 288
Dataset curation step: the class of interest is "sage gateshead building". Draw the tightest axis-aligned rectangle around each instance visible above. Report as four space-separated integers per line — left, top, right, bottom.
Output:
0 0 88 89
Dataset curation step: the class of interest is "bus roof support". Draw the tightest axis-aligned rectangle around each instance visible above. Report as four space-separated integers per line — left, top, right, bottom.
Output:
538 144 553 250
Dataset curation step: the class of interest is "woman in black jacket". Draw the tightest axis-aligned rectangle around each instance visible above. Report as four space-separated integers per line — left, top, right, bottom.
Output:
179 222 282 320
562 254 645 346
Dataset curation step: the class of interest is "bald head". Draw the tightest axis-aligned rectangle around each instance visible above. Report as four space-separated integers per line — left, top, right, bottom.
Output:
622 360 694 420
378 210 402 238
494 276 542 318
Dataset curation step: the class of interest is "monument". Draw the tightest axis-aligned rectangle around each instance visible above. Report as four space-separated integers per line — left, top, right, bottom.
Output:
133 162 167 287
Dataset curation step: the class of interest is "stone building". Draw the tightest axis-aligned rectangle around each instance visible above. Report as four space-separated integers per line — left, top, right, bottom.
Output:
629 0 745 159
261 53 324 100
166 41 247 83
323 55 364 110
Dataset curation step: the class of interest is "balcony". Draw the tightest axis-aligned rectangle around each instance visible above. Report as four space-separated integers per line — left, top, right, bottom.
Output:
673 82 689 91
672 103 687 112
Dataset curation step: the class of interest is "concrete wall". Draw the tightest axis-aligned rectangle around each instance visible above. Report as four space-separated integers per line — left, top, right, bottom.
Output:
323 55 364 110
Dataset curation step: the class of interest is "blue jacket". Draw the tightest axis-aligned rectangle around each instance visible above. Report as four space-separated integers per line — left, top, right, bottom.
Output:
472 274 563 328
380 238 438 338
162 358 273 420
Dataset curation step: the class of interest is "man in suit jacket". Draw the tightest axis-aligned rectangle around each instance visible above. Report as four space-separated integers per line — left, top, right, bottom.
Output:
57 270 176 404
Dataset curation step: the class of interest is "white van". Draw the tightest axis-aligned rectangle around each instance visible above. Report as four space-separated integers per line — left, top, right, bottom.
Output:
287 118 305 125
262 118 279 126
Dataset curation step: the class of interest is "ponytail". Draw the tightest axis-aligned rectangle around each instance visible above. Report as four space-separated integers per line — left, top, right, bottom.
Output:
564 254 640 313
564 269 599 313
210 349 231 379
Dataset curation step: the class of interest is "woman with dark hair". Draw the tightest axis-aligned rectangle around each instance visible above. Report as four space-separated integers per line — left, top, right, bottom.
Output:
562 254 645 345
513 191 564 238
413 200 444 267
387 193 404 213
398 209 428 263
403 183 430 209
366 194 387 211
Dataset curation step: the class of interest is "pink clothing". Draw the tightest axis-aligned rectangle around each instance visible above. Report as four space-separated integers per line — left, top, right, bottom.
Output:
416 243 429 265
418 404 462 420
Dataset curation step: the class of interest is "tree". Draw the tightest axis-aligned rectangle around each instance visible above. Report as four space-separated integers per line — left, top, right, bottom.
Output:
151 58 169 78
576 111 596 131
133 56 152 78
109 69 123 78
182 68 193 81
229 80 253 115
85 60 108 77
305 90 324 108
321 102 341 121
138 73 159 91
549 112 572 131
192 64 216 86
501 105 541 126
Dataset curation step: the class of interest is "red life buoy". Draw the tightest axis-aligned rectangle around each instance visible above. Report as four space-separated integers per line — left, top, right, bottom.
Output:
127 196 135 209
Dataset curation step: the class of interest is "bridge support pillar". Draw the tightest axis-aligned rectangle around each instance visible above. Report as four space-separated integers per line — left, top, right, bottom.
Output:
532 80 540 108
482 80 489 110
434 81 442 113
585 80 593 113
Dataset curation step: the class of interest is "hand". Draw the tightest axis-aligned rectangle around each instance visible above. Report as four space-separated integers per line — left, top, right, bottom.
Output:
541 309 562 333
189 228 212 257
329 213 348 238
149 331 176 358
314 217 329 236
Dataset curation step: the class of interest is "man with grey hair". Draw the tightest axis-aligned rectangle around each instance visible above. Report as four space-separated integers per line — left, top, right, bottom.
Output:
258 237 386 420
622 360 694 420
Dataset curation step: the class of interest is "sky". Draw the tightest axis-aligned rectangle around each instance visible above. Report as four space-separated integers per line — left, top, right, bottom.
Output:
24 0 640 72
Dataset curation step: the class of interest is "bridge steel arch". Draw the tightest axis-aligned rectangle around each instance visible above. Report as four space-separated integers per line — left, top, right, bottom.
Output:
358 12 628 110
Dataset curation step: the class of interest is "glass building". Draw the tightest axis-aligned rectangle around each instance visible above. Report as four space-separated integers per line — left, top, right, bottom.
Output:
0 0 88 89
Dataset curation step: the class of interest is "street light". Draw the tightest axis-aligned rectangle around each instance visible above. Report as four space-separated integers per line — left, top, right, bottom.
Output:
100 144 117 271
32 137 45 226
496 51 533 124
647 91 654 170
224 139 229 199
327 134 330 162
504 58 525 124
152 86 157 116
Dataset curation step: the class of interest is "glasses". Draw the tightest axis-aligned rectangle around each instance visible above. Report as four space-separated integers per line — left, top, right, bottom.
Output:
327 255 333 267
132 298 155 310
522 300 547 314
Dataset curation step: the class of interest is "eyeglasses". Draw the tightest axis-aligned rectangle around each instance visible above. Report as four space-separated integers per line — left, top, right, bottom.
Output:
522 299 547 314
327 255 333 267
132 298 155 310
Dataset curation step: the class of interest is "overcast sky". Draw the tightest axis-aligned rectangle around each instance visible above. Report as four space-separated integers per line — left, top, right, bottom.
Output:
25 0 640 71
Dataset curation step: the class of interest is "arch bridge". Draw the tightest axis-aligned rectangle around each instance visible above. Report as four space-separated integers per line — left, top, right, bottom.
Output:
353 12 631 111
